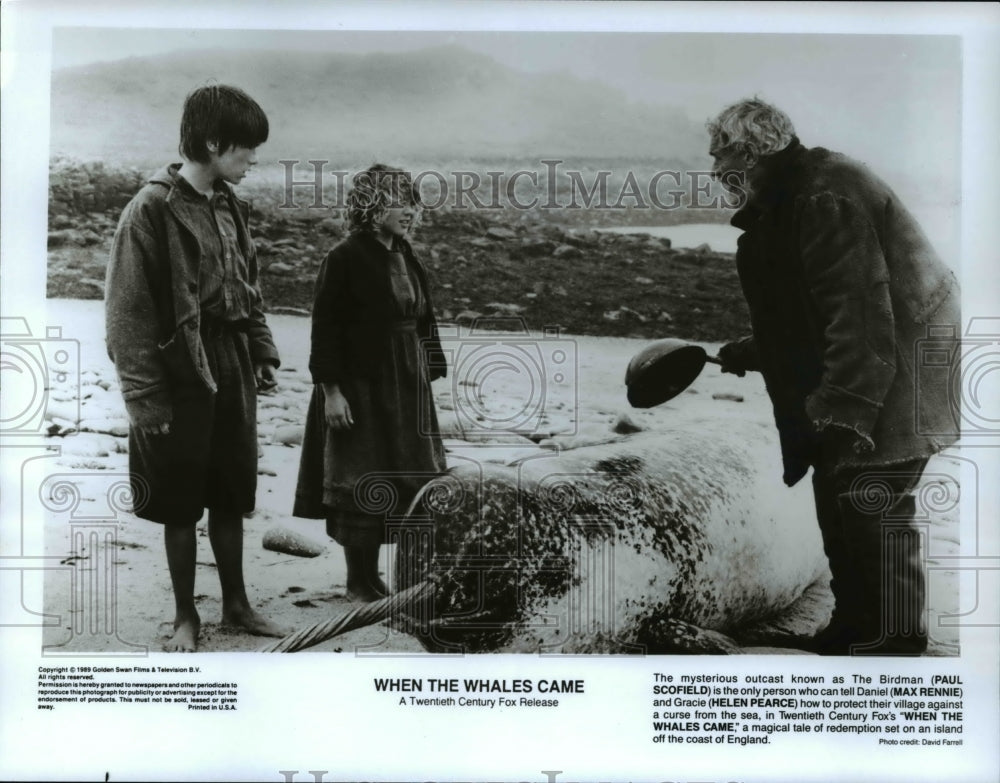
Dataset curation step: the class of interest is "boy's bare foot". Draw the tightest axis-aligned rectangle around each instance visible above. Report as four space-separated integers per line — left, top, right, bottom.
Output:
222 605 290 638
165 616 200 652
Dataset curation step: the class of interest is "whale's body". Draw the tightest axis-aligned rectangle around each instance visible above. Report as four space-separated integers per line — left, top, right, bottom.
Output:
392 418 828 653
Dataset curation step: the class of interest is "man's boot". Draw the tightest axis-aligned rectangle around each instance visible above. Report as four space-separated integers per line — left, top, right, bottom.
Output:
806 469 867 655
839 463 929 656
847 518 928 656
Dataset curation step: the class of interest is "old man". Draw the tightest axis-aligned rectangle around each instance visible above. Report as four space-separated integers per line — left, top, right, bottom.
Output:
709 98 960 655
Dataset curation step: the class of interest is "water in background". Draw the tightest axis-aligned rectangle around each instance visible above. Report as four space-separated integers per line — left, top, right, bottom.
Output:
600 202 959 272
598 223 741 254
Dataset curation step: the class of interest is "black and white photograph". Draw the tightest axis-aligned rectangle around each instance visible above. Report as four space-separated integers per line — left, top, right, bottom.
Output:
2 2 998 781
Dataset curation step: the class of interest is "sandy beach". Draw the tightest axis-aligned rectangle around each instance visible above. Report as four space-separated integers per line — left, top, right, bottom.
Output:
37 299 961 656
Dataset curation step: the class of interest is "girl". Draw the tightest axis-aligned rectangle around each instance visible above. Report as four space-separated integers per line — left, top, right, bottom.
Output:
294 165 447 602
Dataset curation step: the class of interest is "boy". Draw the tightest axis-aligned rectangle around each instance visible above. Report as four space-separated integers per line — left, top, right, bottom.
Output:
106 85 287 651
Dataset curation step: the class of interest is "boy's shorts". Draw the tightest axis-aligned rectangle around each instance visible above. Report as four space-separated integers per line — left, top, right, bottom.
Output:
128 326 258 525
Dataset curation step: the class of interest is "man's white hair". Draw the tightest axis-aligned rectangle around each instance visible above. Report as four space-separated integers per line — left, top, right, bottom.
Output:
707 98 796 160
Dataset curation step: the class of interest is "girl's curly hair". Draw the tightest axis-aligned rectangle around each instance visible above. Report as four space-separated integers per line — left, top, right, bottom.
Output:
346 164 422 233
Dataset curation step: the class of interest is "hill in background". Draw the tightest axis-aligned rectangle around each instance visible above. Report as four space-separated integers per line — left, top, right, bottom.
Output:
50 45 708 168
47 46 750 341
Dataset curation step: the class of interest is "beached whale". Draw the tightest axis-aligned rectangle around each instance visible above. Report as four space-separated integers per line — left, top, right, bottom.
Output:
389 416 828 654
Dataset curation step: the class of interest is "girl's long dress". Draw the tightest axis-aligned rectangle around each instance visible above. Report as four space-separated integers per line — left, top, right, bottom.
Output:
294 246 446 547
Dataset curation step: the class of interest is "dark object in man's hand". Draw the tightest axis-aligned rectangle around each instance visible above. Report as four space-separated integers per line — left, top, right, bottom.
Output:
625 339 720 408
718 339 758 377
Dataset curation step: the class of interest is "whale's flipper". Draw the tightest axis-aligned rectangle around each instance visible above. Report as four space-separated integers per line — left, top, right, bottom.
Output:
638 617 741 655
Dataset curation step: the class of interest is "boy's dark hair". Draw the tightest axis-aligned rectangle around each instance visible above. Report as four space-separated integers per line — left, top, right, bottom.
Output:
179 85 269 163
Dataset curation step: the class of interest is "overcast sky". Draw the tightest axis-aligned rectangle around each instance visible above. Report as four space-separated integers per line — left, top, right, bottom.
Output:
50 27 962 208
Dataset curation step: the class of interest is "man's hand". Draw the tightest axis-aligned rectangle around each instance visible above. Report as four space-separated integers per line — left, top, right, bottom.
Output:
718 337 762 378
818 422 867 457
139 421 170 436
255 362 278 395
323 384 354 430
718 342 748 377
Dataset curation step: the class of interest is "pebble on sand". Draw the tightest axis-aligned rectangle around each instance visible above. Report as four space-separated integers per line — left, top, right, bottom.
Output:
262 526 326 558
612 412 644 434
274 424 304 446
